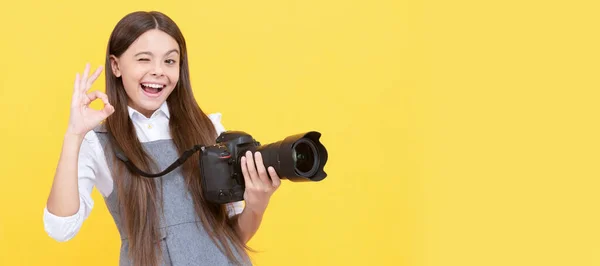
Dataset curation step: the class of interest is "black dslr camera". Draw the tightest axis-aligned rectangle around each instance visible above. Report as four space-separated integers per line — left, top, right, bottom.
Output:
200 131 328 204
114 131 328 204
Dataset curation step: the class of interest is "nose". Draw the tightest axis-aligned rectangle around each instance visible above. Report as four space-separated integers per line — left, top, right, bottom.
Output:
151 62 164 76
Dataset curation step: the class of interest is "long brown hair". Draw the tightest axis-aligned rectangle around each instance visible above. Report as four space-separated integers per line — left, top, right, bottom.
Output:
103 11 249 266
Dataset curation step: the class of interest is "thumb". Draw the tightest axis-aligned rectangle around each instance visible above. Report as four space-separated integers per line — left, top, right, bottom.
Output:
102 104 115 118
93 104 115 124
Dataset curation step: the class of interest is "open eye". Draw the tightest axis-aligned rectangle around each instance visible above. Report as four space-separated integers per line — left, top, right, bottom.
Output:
165 59 177 64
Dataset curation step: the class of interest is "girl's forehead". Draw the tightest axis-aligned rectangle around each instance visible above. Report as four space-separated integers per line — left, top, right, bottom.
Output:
126 29 180 55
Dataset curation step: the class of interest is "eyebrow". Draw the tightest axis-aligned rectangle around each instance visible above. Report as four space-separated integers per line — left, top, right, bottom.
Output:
134 49 180 57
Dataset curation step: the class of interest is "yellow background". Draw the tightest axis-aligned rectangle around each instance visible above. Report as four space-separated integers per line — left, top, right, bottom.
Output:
1 0 599 265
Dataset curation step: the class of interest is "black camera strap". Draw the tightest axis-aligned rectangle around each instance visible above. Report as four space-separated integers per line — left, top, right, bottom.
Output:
110 135 204 178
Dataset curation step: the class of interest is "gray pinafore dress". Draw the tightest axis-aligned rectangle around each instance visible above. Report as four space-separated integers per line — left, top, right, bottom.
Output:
93 126 250 266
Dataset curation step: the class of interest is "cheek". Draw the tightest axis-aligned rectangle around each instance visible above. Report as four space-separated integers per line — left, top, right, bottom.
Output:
167 68 180 87
122 67 145 90
122 76 141 93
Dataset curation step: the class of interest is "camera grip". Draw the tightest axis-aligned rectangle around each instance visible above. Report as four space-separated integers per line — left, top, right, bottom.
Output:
200 144 245 204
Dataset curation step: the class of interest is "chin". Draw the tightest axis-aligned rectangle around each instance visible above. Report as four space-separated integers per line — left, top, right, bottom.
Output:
139 100 165 111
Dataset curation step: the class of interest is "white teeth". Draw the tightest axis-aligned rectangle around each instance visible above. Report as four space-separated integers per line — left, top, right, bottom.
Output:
142 83 165 89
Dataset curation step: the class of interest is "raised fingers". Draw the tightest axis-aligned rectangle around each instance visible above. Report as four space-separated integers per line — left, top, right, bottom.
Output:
75 63 103 94
73 73 81 95
80 63 90 91
86 66 104 90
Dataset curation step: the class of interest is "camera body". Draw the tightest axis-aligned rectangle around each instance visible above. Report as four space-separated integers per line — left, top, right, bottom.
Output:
200 131 328 204
199 131 258 205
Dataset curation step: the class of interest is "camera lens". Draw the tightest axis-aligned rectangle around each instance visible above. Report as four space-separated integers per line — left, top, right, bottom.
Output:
292 140 318 177
250 131 328 182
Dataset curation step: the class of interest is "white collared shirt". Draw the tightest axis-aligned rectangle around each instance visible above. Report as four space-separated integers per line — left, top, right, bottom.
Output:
43 102 244 242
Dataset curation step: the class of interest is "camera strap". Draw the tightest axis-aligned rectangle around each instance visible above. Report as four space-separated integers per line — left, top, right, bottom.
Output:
110 134 205 178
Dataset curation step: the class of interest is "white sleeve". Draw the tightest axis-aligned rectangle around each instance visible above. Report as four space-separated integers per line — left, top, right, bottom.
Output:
226 201 245 217
43 130 99 242
207 112 245 218
207 112 227 136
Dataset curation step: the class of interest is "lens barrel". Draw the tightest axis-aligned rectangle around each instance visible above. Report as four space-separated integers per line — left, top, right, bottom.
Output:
254 131 328 182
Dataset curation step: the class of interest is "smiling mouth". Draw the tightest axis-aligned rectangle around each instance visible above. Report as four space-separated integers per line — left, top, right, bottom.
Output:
141 83 166 95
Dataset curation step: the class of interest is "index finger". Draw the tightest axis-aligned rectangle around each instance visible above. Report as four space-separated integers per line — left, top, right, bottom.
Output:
240 156 254 189
87 91 110 105
253 152 271 185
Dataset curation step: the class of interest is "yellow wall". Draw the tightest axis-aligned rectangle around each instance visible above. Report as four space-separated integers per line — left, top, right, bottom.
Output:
1 0 600 265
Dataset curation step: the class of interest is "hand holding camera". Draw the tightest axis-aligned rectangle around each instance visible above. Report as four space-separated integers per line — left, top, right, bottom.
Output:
239 150 281 215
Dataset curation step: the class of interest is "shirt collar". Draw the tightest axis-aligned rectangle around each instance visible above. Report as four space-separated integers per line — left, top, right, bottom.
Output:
127 101 171 120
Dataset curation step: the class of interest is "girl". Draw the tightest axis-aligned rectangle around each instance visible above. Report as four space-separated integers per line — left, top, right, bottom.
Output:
44 11 281 266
